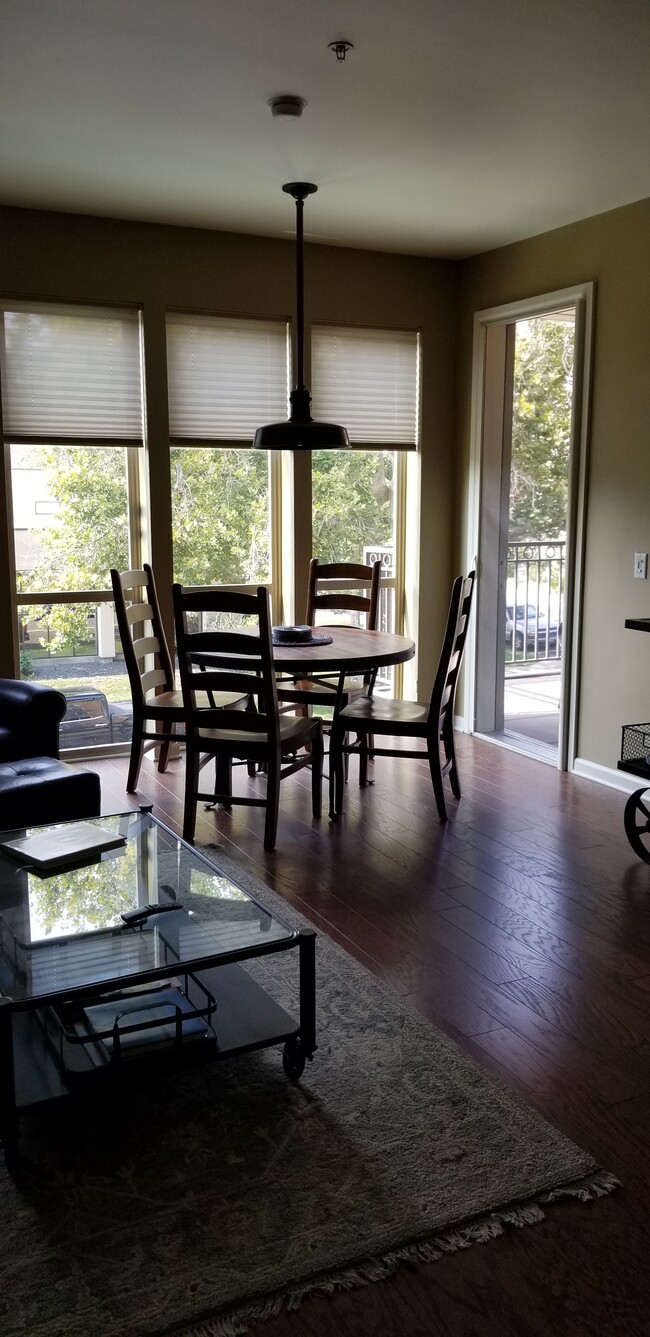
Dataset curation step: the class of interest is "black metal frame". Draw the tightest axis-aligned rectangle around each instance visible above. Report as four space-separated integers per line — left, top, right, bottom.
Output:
0 808 317 1170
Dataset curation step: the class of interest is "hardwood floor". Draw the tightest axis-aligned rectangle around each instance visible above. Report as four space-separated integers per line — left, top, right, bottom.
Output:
87 737 650 1337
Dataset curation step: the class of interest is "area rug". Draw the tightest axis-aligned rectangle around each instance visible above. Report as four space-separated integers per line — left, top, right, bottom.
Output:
0 844 619 1337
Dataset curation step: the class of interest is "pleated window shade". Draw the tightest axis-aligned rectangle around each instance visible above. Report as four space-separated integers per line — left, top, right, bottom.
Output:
0 304 144 441
311 326 420 447
166 314 289 441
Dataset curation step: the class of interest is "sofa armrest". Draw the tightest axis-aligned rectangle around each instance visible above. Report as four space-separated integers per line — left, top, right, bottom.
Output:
0 678 67 762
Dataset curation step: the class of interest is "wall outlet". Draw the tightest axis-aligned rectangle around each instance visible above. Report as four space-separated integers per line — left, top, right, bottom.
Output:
634 552 648 579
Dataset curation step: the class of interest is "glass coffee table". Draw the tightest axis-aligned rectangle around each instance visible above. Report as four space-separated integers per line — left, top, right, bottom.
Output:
0 807 316 1169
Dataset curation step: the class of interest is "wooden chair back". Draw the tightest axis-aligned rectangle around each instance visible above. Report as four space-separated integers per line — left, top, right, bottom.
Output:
111 564 175 708
172 584 323 848
429 569 476 738
172 585 280 746
305 559 382 630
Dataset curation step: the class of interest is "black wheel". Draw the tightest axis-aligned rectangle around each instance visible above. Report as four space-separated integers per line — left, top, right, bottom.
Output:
282 1038 306 1083
623 787 650 862
515 630 524 652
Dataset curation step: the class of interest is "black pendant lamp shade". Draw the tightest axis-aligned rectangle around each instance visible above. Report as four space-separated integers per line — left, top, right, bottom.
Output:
253 183 350 450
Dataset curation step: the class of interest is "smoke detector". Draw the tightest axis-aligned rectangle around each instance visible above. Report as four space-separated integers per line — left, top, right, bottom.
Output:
268 96 307 119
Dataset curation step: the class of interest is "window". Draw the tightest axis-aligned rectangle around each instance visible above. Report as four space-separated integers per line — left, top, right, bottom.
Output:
1 302 145 750
166 314 289 589
310 325 420 690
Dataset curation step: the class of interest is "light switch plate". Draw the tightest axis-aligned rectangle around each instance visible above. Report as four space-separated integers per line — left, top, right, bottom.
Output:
634 552 648 579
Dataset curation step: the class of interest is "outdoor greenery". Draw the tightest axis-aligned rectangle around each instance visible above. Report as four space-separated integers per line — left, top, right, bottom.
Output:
312 450 393 563
21 445 129 654
509 316 574 540
170 447 270 586
20 444 395 656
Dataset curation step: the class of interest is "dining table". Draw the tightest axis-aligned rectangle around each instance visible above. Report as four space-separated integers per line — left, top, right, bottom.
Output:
270 624 416 681
192 625 416 817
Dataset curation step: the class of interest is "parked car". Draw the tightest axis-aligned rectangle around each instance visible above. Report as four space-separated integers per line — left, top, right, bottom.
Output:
505 603 559 653
59 688 133 750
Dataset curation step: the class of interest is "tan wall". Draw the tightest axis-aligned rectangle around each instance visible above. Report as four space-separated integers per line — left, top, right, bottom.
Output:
457 197 650 771
0 205 459 696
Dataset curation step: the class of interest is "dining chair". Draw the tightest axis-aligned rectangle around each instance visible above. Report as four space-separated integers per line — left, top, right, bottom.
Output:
275 558 382 776
111 564 245 794
172 583 324 849
330 569 476 822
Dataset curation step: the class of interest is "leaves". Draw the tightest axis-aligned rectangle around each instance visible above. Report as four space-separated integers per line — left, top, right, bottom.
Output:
510 318 574 540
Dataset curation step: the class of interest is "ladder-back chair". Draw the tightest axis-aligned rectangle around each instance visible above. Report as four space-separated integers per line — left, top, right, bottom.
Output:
172 584 323 850
111 564 243 794
330 570 476 822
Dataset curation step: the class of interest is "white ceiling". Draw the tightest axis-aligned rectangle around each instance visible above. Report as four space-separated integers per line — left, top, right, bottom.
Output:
2 0 649 258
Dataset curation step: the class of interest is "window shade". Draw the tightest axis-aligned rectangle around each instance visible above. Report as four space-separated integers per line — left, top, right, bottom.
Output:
311 326 419 447
166 314 289 441
0 304 144 441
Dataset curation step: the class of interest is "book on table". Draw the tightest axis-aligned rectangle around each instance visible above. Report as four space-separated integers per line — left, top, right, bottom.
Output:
0 821 127 872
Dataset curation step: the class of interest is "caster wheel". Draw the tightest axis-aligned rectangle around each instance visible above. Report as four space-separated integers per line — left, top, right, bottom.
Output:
623 787 650 863
282 1038 306 1083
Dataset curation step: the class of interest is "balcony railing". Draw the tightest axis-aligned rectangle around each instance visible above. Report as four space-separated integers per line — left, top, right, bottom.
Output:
506 540 565 669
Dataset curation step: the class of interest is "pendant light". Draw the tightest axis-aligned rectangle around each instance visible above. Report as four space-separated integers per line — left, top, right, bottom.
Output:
253 182 350 449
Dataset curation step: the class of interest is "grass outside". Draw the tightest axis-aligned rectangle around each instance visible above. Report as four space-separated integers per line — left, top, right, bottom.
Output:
27 674 130 703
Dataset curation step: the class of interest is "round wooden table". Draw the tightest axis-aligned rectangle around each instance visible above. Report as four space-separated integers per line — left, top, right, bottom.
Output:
271 625 415 677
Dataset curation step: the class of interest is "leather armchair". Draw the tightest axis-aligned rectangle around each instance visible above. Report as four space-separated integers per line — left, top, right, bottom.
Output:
0 678 101 831
0 677 67 762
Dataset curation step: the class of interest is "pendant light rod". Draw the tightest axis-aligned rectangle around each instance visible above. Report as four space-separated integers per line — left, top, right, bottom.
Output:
252 182 350 449
282 181 317 393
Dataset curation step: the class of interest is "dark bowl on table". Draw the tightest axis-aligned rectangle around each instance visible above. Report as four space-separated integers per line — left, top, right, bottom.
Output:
273 625 313 644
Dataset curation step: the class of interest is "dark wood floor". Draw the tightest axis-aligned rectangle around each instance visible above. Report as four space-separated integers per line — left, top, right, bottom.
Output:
89 737 650 1337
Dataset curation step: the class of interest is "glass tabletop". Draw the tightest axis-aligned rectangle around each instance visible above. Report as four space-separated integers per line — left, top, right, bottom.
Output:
0 810 294 1005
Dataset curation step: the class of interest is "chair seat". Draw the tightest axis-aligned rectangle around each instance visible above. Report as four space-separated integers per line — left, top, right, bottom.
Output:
144 688 246 718
196 714 316 749
339 697 429 729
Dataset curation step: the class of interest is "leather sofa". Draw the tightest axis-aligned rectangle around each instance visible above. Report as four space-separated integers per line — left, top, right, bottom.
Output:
0 678 101 831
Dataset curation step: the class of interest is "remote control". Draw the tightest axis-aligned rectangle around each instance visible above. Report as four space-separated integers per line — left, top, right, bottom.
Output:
121 902 183 924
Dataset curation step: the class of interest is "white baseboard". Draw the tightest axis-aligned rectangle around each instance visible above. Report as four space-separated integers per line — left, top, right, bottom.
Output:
571 757 648 793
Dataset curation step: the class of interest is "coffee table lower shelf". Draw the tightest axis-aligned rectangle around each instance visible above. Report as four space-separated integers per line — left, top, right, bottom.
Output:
3 960 313 1168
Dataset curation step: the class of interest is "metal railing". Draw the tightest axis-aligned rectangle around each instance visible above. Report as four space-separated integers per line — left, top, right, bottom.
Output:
506 540 565 669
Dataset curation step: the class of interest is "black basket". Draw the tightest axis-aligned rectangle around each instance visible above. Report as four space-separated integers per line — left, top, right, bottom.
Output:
620 722 650 766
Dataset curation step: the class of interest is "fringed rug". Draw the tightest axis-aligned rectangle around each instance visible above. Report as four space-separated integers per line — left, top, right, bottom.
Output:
0 844 619 1337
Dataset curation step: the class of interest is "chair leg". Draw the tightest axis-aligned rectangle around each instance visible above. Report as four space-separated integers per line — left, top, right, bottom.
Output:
156 739 172 773
126 724 145 794
311 722 323 819
215 754 233 809
329 722 346 818
442 721 461 798
183 747 201 844
427 745 448 823
263 750 281 851
358 733 370 787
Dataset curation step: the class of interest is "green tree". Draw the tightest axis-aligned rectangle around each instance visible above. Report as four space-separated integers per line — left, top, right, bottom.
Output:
509 317 574 541
312 450 393 562
170 448 269 585
22 445 271 650
23 445 393 650
27 445 129 653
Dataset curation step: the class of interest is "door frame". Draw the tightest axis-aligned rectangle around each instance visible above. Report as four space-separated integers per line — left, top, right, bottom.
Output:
463 282 594 771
